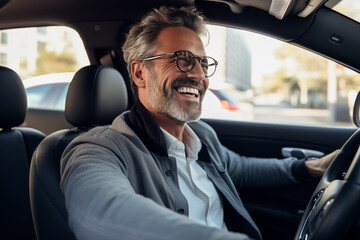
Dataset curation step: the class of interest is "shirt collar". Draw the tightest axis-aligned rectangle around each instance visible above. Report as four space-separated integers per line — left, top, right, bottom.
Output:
161 124 202 160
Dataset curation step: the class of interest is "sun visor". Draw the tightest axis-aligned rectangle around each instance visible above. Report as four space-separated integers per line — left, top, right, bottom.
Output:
269 0 294 19
298 0 328 18
199 0 324 20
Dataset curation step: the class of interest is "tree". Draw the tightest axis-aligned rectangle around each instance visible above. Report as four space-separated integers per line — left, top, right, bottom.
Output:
35 38 79 75
271 43 328 106
35 50 78 75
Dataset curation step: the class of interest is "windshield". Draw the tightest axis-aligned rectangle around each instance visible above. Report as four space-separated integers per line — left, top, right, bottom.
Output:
326 0 360 23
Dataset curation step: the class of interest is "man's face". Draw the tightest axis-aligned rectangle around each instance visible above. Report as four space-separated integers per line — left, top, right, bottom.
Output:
142 27 209 124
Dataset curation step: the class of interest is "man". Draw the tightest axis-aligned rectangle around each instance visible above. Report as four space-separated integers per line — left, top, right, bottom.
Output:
60 6 337 240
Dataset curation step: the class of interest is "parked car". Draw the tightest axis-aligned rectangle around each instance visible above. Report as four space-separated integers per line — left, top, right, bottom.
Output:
23 73 74 110
209 88 240 111
1 0 360 240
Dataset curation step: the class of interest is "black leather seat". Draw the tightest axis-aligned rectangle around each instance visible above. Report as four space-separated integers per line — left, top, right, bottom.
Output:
29 65 128 240
0 66 46 239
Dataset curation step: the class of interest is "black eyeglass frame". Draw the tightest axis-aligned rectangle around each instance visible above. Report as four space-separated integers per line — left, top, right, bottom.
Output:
139 50 218 77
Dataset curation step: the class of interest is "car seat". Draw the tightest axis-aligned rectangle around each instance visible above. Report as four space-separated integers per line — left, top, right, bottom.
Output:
0 66 46 239
29 65 128 240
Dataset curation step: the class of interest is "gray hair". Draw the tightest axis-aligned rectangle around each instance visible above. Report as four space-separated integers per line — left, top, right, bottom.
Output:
122 5 208 98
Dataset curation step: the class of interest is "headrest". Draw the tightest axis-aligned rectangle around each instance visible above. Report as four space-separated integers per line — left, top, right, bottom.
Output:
65 65 128 127
0 66 27 129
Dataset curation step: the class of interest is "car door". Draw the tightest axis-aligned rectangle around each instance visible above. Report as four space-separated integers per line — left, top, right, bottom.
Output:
203 118 356 239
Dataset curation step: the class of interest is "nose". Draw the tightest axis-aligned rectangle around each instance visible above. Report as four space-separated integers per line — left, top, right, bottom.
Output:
186 60 206 82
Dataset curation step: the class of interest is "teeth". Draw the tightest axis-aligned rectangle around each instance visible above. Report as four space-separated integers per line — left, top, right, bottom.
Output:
177 87 199 95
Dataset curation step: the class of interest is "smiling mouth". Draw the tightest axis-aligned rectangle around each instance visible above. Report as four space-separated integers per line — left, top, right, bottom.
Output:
175 87 200 97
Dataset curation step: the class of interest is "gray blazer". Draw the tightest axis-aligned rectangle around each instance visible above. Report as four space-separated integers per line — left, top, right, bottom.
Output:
60 112 301 240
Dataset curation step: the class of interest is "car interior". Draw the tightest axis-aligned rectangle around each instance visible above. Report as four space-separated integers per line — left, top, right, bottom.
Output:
0 0 360 239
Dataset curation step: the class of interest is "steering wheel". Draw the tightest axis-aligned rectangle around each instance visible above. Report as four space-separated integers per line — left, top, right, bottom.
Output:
294 129 360 240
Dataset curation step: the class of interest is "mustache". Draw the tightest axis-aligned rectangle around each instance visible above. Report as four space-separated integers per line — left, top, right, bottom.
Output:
171 77 205 95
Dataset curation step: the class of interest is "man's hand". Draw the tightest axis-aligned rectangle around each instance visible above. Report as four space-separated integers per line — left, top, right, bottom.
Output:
305 150 339 177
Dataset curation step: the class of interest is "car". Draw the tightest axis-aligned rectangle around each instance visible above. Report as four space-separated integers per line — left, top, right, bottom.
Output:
23 72 74 110
0 0 360 240
209 88 240 111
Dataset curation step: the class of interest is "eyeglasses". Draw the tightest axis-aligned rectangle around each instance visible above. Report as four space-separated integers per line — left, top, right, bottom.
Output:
139 50 218 77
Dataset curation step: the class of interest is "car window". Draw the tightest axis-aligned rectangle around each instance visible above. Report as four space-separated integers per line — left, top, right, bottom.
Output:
201 24 359 127
328 0 360 23
55 83 70 110
26 84 53 108
26 83 67 109
0 26 88 109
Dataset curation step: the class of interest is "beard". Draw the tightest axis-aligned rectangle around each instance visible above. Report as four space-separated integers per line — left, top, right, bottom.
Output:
147 70 205 125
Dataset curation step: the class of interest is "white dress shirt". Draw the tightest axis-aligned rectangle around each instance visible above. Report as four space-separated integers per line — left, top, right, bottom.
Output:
161 125 227 230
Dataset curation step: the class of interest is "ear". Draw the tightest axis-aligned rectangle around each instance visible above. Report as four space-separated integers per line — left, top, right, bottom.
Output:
131 60 147 88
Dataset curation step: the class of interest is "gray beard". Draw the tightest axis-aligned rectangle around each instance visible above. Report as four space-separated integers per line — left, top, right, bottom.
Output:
147 71 203 124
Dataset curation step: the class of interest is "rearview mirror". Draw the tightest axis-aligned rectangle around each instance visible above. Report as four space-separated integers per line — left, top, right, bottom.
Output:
352 91 360 127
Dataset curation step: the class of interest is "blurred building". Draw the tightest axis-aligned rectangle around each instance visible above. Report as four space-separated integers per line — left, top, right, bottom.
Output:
206 25 252 91
0 27 87 79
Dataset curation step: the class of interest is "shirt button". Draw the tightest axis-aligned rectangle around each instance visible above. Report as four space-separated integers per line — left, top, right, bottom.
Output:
177 209 184 214
165 170 173 177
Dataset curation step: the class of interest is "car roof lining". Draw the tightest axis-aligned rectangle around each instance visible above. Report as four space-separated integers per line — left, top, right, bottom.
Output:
0 0 327 29
0 0 193 28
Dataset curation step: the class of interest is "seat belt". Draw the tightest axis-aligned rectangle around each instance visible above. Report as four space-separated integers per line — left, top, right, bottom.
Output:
100 50 116 67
